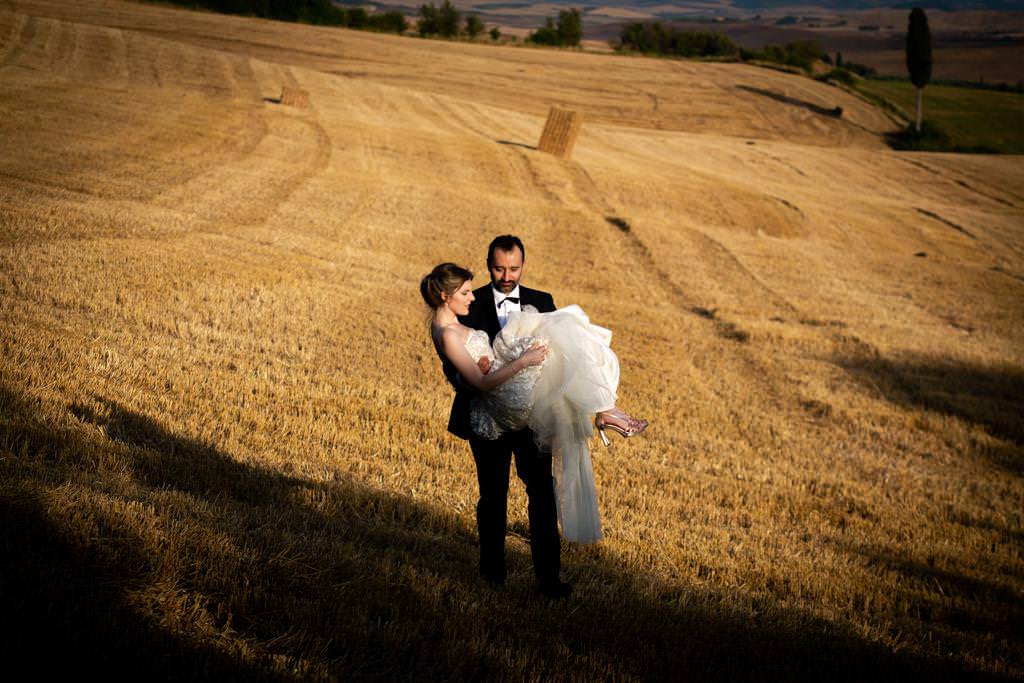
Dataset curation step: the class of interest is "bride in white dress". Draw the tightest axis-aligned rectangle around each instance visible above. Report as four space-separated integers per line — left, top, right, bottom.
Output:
424 263 648 544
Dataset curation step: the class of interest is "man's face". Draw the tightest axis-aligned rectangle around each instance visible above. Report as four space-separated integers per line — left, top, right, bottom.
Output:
489 247 524 294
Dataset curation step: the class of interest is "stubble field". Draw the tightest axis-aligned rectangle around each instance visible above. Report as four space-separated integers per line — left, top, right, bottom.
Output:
1 0 1022 680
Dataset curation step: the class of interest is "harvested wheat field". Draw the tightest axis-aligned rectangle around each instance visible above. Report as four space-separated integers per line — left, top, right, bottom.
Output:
1 0 1022 680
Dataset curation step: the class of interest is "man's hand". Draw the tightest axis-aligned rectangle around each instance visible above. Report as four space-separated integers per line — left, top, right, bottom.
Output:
477 356 492 375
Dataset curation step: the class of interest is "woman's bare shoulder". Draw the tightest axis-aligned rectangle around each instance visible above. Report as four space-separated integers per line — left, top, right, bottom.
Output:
433 323 471 349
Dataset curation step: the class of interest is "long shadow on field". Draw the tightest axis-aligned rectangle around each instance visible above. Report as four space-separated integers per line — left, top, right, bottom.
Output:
834 352 1024 474
497 139 537 150
1 384 1010 681
0 394 277 680
0 494 280 681
737 85 845 118
837 541 1024 641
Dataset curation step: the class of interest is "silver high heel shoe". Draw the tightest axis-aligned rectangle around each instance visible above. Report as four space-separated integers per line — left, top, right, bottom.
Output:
595 411 649 447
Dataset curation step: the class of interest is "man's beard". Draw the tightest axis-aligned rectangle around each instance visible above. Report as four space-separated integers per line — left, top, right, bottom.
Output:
493 280 517 294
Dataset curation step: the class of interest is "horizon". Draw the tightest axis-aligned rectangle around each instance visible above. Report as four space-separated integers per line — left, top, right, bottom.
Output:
341 0 1024 14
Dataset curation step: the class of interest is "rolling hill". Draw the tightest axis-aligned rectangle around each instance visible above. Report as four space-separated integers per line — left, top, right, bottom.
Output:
1 0 1022 679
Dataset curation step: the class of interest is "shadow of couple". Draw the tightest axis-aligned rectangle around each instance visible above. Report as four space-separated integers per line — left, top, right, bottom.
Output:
0 383 1009 681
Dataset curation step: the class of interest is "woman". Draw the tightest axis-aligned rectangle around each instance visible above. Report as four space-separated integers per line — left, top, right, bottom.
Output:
422 262 648 543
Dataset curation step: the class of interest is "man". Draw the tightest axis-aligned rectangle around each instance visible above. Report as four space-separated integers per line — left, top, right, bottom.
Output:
445 234 570 599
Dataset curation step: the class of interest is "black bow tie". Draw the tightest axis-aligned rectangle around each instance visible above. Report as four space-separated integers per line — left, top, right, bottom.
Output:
497 296 520 307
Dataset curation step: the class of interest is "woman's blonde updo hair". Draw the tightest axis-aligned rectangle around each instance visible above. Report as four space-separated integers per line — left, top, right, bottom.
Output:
420 262 473 310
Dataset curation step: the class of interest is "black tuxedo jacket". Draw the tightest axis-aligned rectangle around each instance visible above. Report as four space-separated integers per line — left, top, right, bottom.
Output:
443 284 556 440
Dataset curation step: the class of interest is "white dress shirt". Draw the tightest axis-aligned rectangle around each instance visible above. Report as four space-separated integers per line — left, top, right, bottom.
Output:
492 284 521 328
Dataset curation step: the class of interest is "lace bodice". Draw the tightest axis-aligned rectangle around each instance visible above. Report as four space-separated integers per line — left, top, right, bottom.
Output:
465 325 542 441
464 329 494 364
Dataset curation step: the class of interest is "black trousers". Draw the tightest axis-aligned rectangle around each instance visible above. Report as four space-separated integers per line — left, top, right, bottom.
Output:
469 428 561 584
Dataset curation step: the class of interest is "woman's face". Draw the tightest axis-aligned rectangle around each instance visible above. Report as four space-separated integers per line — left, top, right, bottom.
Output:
445 280 475 316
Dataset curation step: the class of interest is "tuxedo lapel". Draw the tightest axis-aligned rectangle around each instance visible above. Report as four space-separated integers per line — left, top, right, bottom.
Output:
480 290 500 341
519 286 539 309
519 286 555 313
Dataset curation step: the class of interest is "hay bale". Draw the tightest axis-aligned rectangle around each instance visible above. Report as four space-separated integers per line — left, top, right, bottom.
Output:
537 107 582 159
279 86 310 109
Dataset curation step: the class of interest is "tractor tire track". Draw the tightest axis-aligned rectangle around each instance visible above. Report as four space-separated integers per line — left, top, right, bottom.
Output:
0 12 34 68
0 9 27 65
900 156 1019 209
154 110 332 229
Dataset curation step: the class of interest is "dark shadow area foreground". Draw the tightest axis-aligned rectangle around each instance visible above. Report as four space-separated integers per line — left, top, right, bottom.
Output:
0 494 280 682
1 383 1015 681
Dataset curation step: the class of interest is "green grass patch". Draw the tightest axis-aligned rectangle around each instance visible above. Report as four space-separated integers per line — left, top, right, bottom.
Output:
856 79 1024 154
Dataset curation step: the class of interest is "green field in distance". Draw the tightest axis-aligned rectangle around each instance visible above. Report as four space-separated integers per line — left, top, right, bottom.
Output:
857 79 1024 154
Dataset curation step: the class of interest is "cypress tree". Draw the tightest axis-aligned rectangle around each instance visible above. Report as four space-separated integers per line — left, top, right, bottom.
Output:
906 8 933 132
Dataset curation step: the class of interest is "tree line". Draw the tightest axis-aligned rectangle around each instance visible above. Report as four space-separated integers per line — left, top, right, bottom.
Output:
152 0 408 33
616 22 835 72
151 0 583 45
416 1 580 45
416 1 499 40
618 22 738 59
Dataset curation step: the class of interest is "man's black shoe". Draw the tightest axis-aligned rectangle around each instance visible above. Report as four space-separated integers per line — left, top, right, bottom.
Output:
538 580 572 600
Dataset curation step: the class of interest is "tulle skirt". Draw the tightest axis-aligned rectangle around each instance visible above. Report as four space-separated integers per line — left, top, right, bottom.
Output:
497 305 619 543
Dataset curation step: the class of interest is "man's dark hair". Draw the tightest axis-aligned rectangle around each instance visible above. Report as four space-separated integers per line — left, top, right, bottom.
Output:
486 235 525 267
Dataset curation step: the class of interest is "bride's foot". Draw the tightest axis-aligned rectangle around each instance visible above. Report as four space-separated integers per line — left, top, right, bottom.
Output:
595 409 649 447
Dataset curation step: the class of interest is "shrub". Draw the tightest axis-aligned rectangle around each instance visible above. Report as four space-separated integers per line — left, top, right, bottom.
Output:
345 7 367 29
819 68 855 86
528 8 582 47
557 8 582 47
417 3 438 36
742 40 824 73
528 17 560 45
844 61 877 78
782 40 824 71
885 120 951 150
437 0 460 37
465 15 484 39
418 0 459 37
366 11 407 34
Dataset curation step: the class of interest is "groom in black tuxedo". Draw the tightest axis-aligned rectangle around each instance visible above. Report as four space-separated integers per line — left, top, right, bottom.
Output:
445 234 570 599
